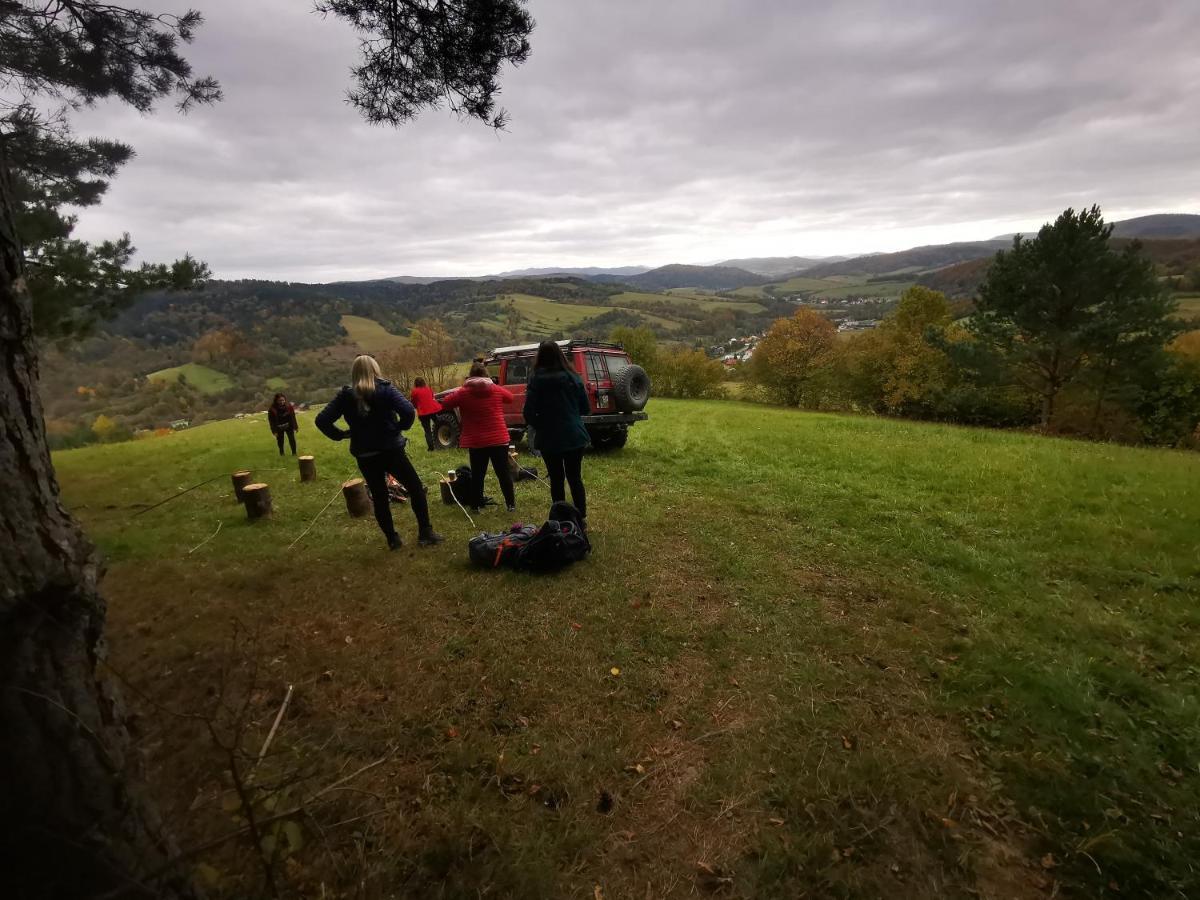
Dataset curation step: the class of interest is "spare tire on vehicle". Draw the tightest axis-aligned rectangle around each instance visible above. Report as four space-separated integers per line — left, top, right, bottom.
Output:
433 413 461 450
612 364 651 413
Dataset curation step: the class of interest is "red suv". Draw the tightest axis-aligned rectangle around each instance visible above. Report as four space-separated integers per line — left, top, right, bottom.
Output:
432 339 650 450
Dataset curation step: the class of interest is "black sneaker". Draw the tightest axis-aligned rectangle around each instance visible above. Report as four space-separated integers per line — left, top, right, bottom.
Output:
506 504 517 513
386 533 403 551
417 528 444 546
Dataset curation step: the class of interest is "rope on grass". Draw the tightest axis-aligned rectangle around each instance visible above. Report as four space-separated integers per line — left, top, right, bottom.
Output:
187 520 222 555
430 472 477 531
287 484 345 550
131 465 293 519
132 473 227 517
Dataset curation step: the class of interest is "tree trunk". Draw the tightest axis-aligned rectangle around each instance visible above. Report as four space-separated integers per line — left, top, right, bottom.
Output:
0 152 196 898
231 469 253 502
298 455 316 482
342 477 372 517
242 483 272 520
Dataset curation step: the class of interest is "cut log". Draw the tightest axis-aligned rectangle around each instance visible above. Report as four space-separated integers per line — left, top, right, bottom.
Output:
232 469 253 503
342 478 372 518
242 483 272 520
298 455 317 482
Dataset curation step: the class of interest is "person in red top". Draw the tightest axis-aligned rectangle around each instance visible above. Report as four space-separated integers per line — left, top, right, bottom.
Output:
409 377 443 451
439 363 516 512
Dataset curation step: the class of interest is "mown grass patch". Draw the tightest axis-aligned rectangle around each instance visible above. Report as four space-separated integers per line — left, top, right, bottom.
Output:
54 401 1200 898
147 362 235 395
339 314 413 353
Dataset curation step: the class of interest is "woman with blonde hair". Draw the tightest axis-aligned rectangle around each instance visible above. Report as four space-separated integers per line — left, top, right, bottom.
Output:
316 355 442 549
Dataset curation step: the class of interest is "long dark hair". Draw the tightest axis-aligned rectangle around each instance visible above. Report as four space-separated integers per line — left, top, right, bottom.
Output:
413 377 426 388
533 341 572 372
272 392 286 406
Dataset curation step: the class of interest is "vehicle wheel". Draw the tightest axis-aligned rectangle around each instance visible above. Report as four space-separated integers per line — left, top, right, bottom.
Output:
612 365 651 412
433 413 461 450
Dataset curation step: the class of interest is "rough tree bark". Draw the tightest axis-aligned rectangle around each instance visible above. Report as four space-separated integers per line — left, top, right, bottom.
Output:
0 152 196 897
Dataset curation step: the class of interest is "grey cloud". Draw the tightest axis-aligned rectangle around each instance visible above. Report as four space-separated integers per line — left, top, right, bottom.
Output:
69 0 1200 280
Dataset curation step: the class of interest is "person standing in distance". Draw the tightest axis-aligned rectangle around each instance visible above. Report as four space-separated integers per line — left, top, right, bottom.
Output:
409 377 442 452
268 392 299 456
438 362 517 512
523 341 590 524
316 355 443 550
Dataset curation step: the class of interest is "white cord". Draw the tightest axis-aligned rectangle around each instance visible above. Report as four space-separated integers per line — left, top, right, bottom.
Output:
288 485 344 550
187 520 222 555
430 472 477 530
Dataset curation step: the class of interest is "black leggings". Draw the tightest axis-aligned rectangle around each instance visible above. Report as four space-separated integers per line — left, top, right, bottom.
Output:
275 429 296 455
356 448 431 538
419 414 436 450
468 445 515 508
541 449 586 518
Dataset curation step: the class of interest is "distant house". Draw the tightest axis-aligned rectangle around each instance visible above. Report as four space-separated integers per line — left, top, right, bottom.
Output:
170 419 190 430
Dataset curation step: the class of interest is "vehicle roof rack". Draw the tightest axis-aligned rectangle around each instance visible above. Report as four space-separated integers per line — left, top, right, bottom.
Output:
486 338 626 358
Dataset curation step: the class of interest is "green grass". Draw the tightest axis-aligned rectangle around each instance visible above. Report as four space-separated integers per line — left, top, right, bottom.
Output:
339 314 413 352
146 363 234 395
489 293 682 335
1174 294 1200 317
53 403 1200 897
610 290 765 314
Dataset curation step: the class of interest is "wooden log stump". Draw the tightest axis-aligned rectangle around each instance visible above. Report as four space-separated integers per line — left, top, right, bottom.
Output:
242 483 272 520
298 455 317 482
232 470 253 503
342 478 372 518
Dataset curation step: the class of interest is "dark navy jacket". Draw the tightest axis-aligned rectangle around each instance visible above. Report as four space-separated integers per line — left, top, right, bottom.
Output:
523 370 591 453
315 378 415 456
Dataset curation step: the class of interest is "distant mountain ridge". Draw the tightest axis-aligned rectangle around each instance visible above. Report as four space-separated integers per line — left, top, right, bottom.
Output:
362 212 1199 290
609 263 768 291
716 256 835 277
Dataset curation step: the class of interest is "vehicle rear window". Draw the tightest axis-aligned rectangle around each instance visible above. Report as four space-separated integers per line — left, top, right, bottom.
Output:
585 352 609 382
506 357 532 385
605 354 630 376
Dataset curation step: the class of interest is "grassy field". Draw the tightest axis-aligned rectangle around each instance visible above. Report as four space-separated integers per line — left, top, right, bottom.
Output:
1174 294 1200 318
147 363 235 395
54 402 1200 898
610 290 767 314
487 293 681 335
339 315 413 353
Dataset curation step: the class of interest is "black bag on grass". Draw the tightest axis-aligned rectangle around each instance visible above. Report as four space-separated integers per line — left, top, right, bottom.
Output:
515 512 590 573
468 525 536 568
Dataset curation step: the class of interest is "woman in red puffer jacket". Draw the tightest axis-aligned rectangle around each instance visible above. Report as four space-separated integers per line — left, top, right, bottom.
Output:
438 363 516 512
409 377 442 451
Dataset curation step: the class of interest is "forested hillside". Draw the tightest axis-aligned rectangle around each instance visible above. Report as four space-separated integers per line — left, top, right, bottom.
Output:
39 274 788 444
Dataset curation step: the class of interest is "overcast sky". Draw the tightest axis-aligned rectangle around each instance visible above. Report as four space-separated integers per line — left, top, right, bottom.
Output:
70 0 1200 282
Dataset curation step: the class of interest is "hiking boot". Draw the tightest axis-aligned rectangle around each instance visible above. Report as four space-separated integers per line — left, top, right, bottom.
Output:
417 528 444 547
386 533 403 551
506 504 517 513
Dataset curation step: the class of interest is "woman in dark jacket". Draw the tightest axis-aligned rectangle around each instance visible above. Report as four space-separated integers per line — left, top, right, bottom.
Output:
315 355 443 549
268 392 299 456
523 342 591 521
439 363 517 512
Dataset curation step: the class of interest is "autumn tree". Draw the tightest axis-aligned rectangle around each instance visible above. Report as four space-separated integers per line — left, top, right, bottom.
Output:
609 324 659 372
504 297 523 342
847 286 958 415
0 1 534 897
750 307 838 407
653 347 725 399
972 206 1177 428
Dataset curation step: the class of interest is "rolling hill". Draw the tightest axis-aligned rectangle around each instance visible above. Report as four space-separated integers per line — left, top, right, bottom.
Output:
715 255 830 277
612 263 766 291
